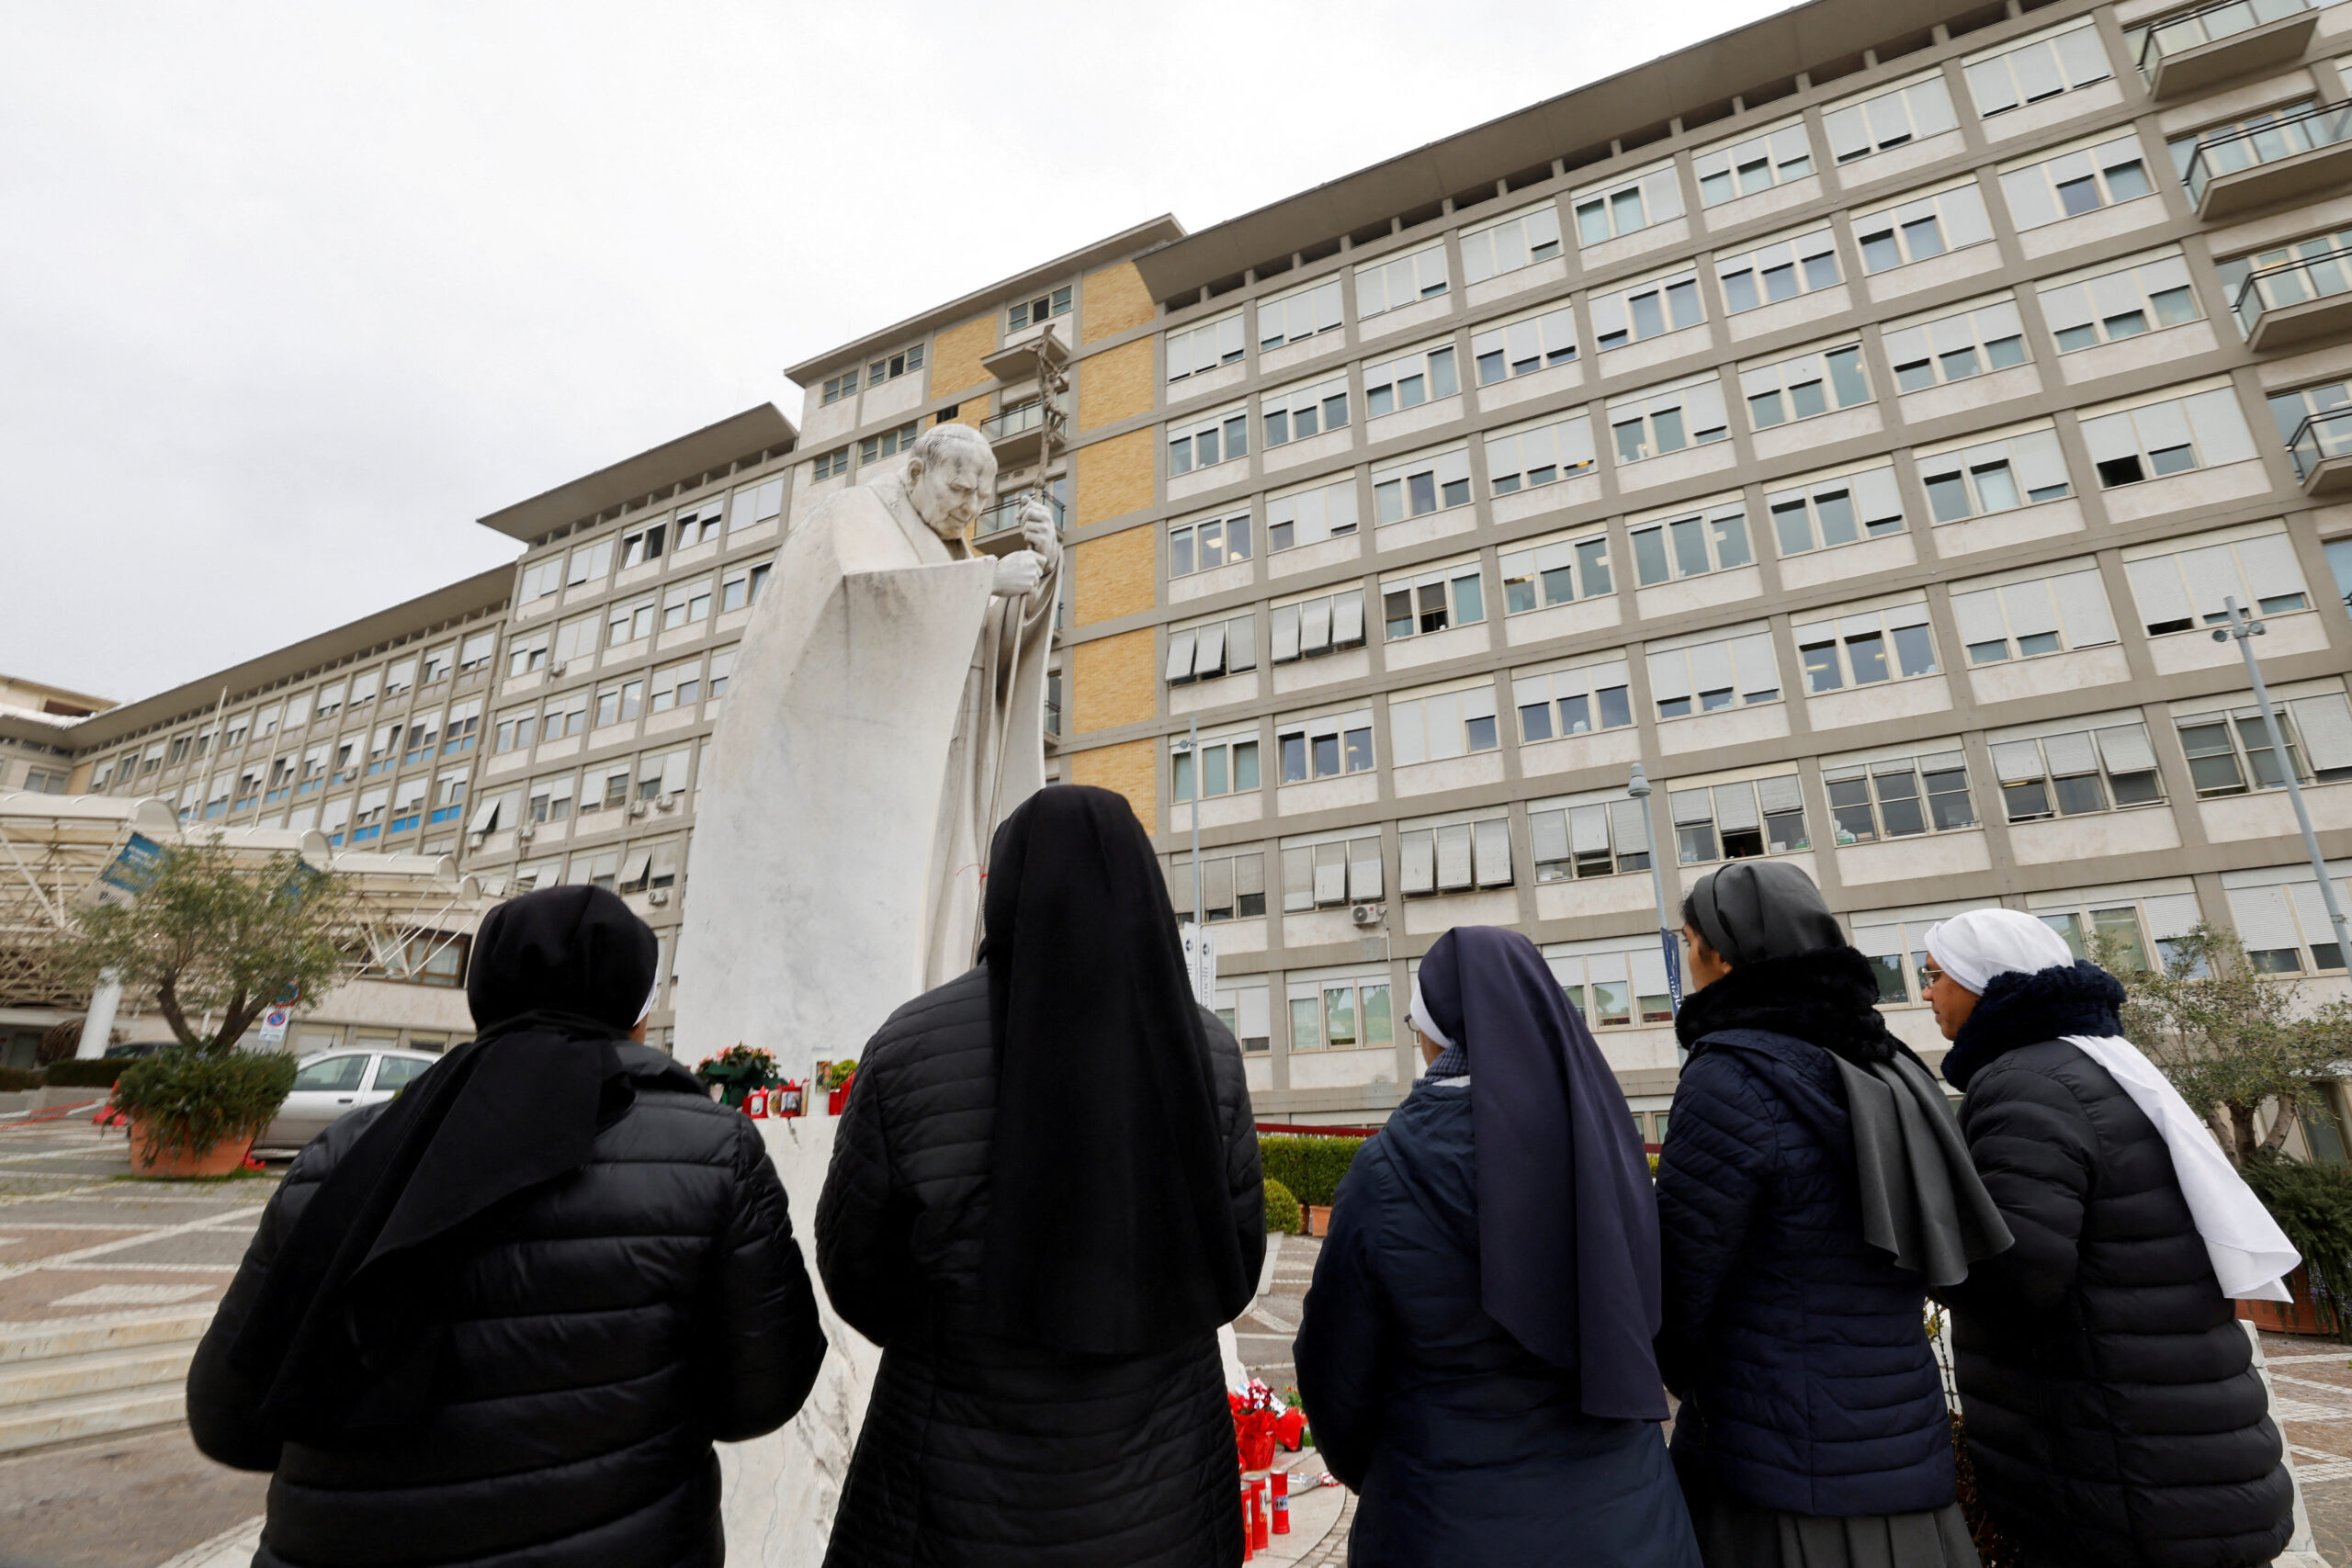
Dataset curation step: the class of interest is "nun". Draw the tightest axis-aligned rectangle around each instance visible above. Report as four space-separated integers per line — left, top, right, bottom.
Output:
816 785 1265 1568
1294 925 1700 1568
1657 861 2006 1568
1923 908 2297 1568
187 885 827 1568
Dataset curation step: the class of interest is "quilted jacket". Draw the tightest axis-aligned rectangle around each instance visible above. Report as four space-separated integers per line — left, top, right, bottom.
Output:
1654 1030 1955 1517
1937 962 2292 1568
187 1044 827 1568
815 966 1265 1568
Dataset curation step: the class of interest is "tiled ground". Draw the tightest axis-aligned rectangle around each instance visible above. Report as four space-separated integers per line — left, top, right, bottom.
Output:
2262 1331 2352 1566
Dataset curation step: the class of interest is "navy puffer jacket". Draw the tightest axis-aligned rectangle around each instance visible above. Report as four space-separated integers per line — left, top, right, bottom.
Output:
1656 962 1954 1517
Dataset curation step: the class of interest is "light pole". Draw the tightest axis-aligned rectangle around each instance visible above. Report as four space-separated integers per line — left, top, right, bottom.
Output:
1174 715 1203 931
1629 764 1684 1054
2216 595 2352 964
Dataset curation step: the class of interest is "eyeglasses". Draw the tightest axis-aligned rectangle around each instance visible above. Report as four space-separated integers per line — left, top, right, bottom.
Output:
1919 963 1946 987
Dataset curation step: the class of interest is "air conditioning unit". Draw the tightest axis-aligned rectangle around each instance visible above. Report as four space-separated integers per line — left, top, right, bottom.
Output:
648 888 671 906
467 831 486 849
516 824 536 843
628 801 650 818
654 795 677 812
548 660 567 678
1350 903 1386 927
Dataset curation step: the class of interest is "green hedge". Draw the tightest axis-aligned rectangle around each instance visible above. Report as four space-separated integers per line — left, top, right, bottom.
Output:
40 1059 128 1089
1263 1179 1302 1235
2244 1148 2352 1338
1260 1134 1368 1209
0 1066 41 1092
113 1051 297 1162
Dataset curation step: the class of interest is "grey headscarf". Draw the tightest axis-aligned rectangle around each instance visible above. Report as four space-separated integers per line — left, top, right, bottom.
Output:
1686 860 1846 966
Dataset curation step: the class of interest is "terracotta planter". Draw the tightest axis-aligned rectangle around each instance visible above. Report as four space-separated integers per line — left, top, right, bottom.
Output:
1305 1204 1334 1237
129 1121 255 1179
2239 1267 2337 1337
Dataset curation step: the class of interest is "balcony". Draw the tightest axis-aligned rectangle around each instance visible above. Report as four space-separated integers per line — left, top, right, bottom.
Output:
979 327 1069 388
2290 408 2352 496
2232 240 2352 349
980 397 1064 469
2139 0 2317 100
972 488 1069 559
2186 101 2352 219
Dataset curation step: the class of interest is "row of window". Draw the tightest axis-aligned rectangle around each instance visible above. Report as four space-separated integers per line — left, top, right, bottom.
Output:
493 649 738 753
506 566 767 678
516 478 785 604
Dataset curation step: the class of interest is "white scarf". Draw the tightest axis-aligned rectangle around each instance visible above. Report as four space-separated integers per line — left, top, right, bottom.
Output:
1927 909 2299 1303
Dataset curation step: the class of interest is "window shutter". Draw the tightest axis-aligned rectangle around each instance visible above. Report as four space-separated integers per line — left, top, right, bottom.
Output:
1826 105 1871 163
1389 698 1428 766
1939 182 1992 247
469 794 506 833
620 849 653 887
1473 819 1512 886
2001 579 2061 637
1227 615 1257 672
1193 621 1227 678
1951 588 2006 645
2039 282 2096 333
2133 399 2195 459
1312 841 1347 905
2126 558 2193 630
1608 798 1652 853
1234 852 1265 904
1301 597 1333 654
1570 804 1612 855
1531 809 1571 863
1332 591 1365 647
2179 545 2243 621
1204 856 1235 914
1732 633 1780 693
2226 885 2301 951
1435 824 1476 889
1272 605 1302 662
2052 570 2118 647
2095 723 2158 773
1671 788 1715 826
1590 291 1628 343
1165 629 1198 682
1713 783 1761 831
662 750 691 795
1682 380 1728 434
1992 739 2048 782
1851 468 1904 526
1690 639 1736 695
2010 429 2070 495
1756 774 1805 815
2290 694 2352 772
2079 412 2137 465
1648 650 1692 701
1400 829 1437 895
1424 692 1464 761
1282 846 1316 911
2239 534 2305 601
1348 838 1384 901
2041 730 2098 776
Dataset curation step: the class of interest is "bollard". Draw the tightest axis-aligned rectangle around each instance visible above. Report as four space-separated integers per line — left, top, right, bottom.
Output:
1271 1468 1289 1535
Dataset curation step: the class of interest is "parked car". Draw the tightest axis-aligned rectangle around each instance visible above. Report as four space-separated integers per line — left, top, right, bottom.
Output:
101 1041 175 1059
251 1047 440 1157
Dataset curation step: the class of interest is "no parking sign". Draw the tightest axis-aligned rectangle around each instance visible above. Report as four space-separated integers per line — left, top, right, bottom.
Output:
257 1007 290 1046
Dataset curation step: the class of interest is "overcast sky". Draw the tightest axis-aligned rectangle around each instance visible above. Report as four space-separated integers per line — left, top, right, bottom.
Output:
3 0 1787 704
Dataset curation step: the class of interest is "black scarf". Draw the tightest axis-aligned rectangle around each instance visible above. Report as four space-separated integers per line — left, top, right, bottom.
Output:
1673 948 1911 1069
227 886 661 1440
978 786 1252 1356
1939 959 2125 1091
1416 928 1668 1421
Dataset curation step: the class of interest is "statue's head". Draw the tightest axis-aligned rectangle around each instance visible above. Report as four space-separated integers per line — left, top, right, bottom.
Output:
900 423 997 540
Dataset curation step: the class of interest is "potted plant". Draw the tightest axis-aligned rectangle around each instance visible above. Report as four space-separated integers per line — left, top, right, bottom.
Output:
695 1043 779 1109
821 1056 859 1115
55 841 353 1177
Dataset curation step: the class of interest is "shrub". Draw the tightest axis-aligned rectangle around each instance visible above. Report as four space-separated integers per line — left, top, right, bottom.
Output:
1260 1134 1368 1209
40 1059 126 1089
112 1049 298 1163
2242 1148 2352 1338
0 1066 41 1092
1263 1180 1302 1235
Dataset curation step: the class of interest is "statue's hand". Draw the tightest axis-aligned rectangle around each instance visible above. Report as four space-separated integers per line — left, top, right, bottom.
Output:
1018 497 1060 568
993 549 1044 598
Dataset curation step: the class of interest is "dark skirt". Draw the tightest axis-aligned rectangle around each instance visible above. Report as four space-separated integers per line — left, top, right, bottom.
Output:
1685 1479 1979 1568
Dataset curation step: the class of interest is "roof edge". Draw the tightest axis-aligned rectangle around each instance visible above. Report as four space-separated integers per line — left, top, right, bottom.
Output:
475 403 797 545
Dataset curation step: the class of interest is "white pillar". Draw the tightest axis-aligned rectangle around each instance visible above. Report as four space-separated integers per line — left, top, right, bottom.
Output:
74 970 121 1060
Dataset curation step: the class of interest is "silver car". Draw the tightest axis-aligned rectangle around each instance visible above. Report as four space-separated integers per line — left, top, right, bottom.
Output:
253 1047 439 1156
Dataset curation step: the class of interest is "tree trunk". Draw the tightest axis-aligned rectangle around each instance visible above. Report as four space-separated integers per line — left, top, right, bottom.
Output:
154 972 200 1048
2228 1100 2261 1167
2264 1094 2300 1152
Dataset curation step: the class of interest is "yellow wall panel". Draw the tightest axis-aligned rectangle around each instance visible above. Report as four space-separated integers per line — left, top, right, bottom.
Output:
1073 525 1157 626
1071 628 1157 734
1069 737 1158 825
928 314 998 404
1079 337 1155 434
1081 262 1156 345
1074 428 1155 528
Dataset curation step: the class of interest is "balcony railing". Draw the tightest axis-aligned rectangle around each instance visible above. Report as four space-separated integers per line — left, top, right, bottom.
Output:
2230 239 2352 344
2139 0 2312 91
2184 100 2352 214
980 399 1055 444
977 488 1068 538
2289 407 2352 484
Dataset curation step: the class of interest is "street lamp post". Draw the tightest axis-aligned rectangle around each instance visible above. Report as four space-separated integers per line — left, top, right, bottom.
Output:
1629 764 1685 1060
2215 596 2352 964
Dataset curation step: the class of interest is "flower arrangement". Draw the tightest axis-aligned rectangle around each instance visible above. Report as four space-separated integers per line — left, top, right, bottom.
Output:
819 1057 857 1090
708 1043 779 1077
1229 1379 1311 1469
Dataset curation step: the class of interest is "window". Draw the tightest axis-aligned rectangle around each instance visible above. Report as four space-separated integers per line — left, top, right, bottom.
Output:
1164 613 1259 685
729 476 785 532
1513 656 1634 742
387 777 427 837
382 660 416 699
1390 679 1500 765
1485 412 1596 493
637 749 693 802
352 785 391 840
2001 133 2154 230
1261 376 1349 446
1170 508 1253 578
1572 161 1683 245
503 632 548 680
1269 588 1366 661
1610 377 1729 464
1258 277 1343 351
1647 629 1780 719
605 597 654 649
811 447 850 481
347 671 380 709
552 613 598 670
662 576 714 631
1472 304 1577 384
400 714 441 765
1460 202 1563 282
720 560 773 612
581 763 632 817
1694 118 1814 205
1825 749 1975 842
1168 403 1248 475
859 422 920 466
2268 377 2352 457
2040 252 2199 354
1992 720 2165 821
418 648 452 688
1354 244 1449 317
2177 689 2352 796
1916 424 2073 520
296 744 329 792
2124 525 2311 635
364 722 399 774
1008 286 1070 331
865 342 924 388
1399 814 1513 895
1824 73 1959 164
1853 182 1994 272
594 677 645 728
2330 537 2352 611
312 682 345 721
1884 298 2028 393
1672 773 1809 863
1364 343 1458 416
2172 99 2340 202
428 770 469 826
539 689 588 742
670 496 726 549
1768 466 1905 556
2220 226 2352 339
706 649 737 701
820 367 857 405
518 557 563 602
1167 312 1246 383
1544 942 1676 1026
1283 970 1393 1049
1591 269 1703 351
1502 530 1612 616
1965 22 2113 118
1372 446 1472 522
1280 837 1385 910
1794 600 1938 693
619 520 667 569
1172 729 1261 801
458 630 496 672
1950 563 2119 663
1630 500 1751 586
2225 869 2352 974
1740 341 1871 429
1216 984 1272 1053
1849 905 2015 1003
1167 850 1268 924
1381 559 1485 641
2035 889 2205 974
2079 382 2257 487
1277 710 1375 783
1715 227 1840 313
263 755 293 804
280 693 312 730
650 658 703 714
1265 477 1359 554
1529 795 1653 880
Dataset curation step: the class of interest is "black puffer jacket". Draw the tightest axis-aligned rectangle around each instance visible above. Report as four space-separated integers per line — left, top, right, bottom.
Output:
188 1046 826 1568
1937 962 2292 1568
816 967 1265 1568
